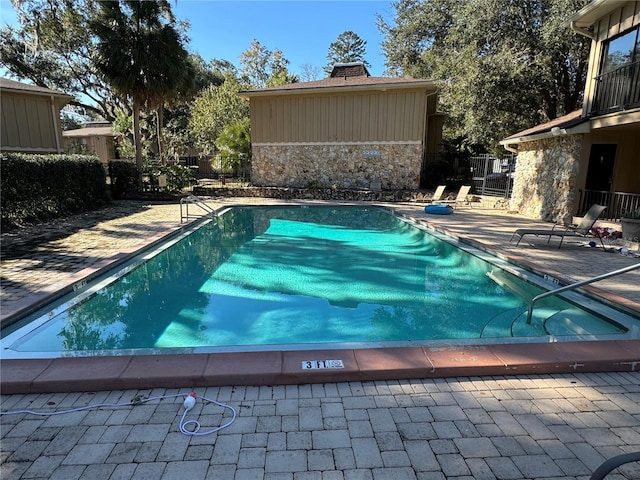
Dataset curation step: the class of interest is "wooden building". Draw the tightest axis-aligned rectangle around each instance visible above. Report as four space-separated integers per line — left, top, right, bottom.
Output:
240 63 444 190
63 122 117 167
1 78 72 154
501 1 640 221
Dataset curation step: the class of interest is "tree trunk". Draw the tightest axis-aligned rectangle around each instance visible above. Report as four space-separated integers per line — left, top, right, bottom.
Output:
133 99 143 189
157 105 164 165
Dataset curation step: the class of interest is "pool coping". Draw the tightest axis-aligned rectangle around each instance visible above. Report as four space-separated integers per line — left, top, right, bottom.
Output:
2 340 639 394
2 203 639 394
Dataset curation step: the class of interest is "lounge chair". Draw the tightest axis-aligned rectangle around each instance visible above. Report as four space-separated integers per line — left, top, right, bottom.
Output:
510 204 607 249
439 185 471 208
427 185 447 204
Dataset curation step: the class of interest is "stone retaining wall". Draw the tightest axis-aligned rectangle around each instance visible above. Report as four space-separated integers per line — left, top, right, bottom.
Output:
510 135 583 222
192 185 425 202
251 143 423 190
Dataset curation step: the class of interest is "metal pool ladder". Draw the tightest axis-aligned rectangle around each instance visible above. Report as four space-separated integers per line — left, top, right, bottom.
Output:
526 263 640 324
180 195 217 223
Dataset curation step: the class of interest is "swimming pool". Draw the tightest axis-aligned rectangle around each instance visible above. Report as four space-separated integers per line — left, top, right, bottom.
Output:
1 205 637 359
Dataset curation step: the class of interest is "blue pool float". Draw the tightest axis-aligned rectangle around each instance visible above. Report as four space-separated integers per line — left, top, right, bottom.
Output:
424 204 454 215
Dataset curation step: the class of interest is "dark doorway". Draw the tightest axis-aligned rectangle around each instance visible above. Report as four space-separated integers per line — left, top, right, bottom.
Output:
585 144 616 191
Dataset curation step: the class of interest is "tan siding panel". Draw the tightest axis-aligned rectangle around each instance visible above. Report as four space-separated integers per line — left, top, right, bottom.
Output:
320 96 329 141
334 96 343 140
1 97 19 147
348 95 362 142
306 97 315 141
289 97 299 142
249 102 259 143
386 92 400 140
261 99 270 143
607 9 622 38
620 2 638 32
36 100 56 149
358 94 370 140
249 102 258 143
269 99 278 141
364 95 374 140
278 97 286 142
34 100 44 146
401 92 411 139
410 91 424 139
250 87 430 144
273 97 281 142
15 97 32 146
328 95 338 141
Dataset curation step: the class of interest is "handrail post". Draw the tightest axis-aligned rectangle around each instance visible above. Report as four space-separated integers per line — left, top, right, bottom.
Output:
180 196 216 223
526 263 640 324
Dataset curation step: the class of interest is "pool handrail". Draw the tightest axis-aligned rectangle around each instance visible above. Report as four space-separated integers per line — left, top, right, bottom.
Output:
526 263 640 324
180 195 217 223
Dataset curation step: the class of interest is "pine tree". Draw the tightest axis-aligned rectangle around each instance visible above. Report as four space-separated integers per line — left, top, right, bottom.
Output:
324 31 370 75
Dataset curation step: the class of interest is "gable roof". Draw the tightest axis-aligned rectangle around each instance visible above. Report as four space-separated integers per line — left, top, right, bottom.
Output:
239 62 437 97
0 78 72 100
239 75 437 97
502 110 587 141
499 110 591 151
63 125 115 138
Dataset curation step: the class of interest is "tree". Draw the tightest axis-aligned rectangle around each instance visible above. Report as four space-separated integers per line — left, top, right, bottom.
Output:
161 55 226 162
300 63 322 81
378 0 591 151
324 31 370 75
188 75 250 157
216 117 251 176
90 0 191 170
239 39 297 88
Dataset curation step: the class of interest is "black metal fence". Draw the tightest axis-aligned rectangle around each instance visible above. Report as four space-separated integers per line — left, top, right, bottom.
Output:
469 153 517 198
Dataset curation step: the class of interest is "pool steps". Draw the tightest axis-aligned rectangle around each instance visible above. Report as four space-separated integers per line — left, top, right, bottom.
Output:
481 307 625 338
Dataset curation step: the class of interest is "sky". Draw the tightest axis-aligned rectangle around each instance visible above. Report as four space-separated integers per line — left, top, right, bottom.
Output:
0 0 396 78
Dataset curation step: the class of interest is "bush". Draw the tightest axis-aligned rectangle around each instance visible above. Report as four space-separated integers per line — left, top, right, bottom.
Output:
1 153 109 229
143 162 197 192
108 161 141 199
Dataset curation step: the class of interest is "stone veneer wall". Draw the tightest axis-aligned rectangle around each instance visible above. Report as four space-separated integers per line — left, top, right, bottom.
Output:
510 135 583 222
251 143 423 190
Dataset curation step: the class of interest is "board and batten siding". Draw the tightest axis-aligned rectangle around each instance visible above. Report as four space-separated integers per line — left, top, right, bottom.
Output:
250 88 428 144
1 91 67 153
582 1 640 117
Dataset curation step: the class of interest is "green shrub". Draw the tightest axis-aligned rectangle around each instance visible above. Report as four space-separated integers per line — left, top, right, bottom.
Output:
143 162 197 192
1 153 109 229
108 161 140 198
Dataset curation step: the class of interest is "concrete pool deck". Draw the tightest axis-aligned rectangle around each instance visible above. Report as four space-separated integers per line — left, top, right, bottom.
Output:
1 198 639 479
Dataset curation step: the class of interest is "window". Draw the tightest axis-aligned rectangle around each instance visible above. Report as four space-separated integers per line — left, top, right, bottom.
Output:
602 26 640 74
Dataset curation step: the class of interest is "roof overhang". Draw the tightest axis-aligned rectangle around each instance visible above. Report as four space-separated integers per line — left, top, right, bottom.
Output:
590 108 640 129
568 0 630 38
0 78 73 101
239 79 439 98
62 126 115 138
499 110 590 152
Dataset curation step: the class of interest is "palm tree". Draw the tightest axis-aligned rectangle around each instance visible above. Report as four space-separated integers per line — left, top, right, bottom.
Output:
90 0 190 171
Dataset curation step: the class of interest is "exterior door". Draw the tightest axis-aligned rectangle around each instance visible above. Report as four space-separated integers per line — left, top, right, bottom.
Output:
585 144 616 192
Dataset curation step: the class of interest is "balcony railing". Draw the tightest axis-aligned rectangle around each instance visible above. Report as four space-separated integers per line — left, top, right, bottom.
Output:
579 190 640 221
591 60 640 115
591 62 640 114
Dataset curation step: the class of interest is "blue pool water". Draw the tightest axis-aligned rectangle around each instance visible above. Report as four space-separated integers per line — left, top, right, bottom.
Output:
1 206 632 357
